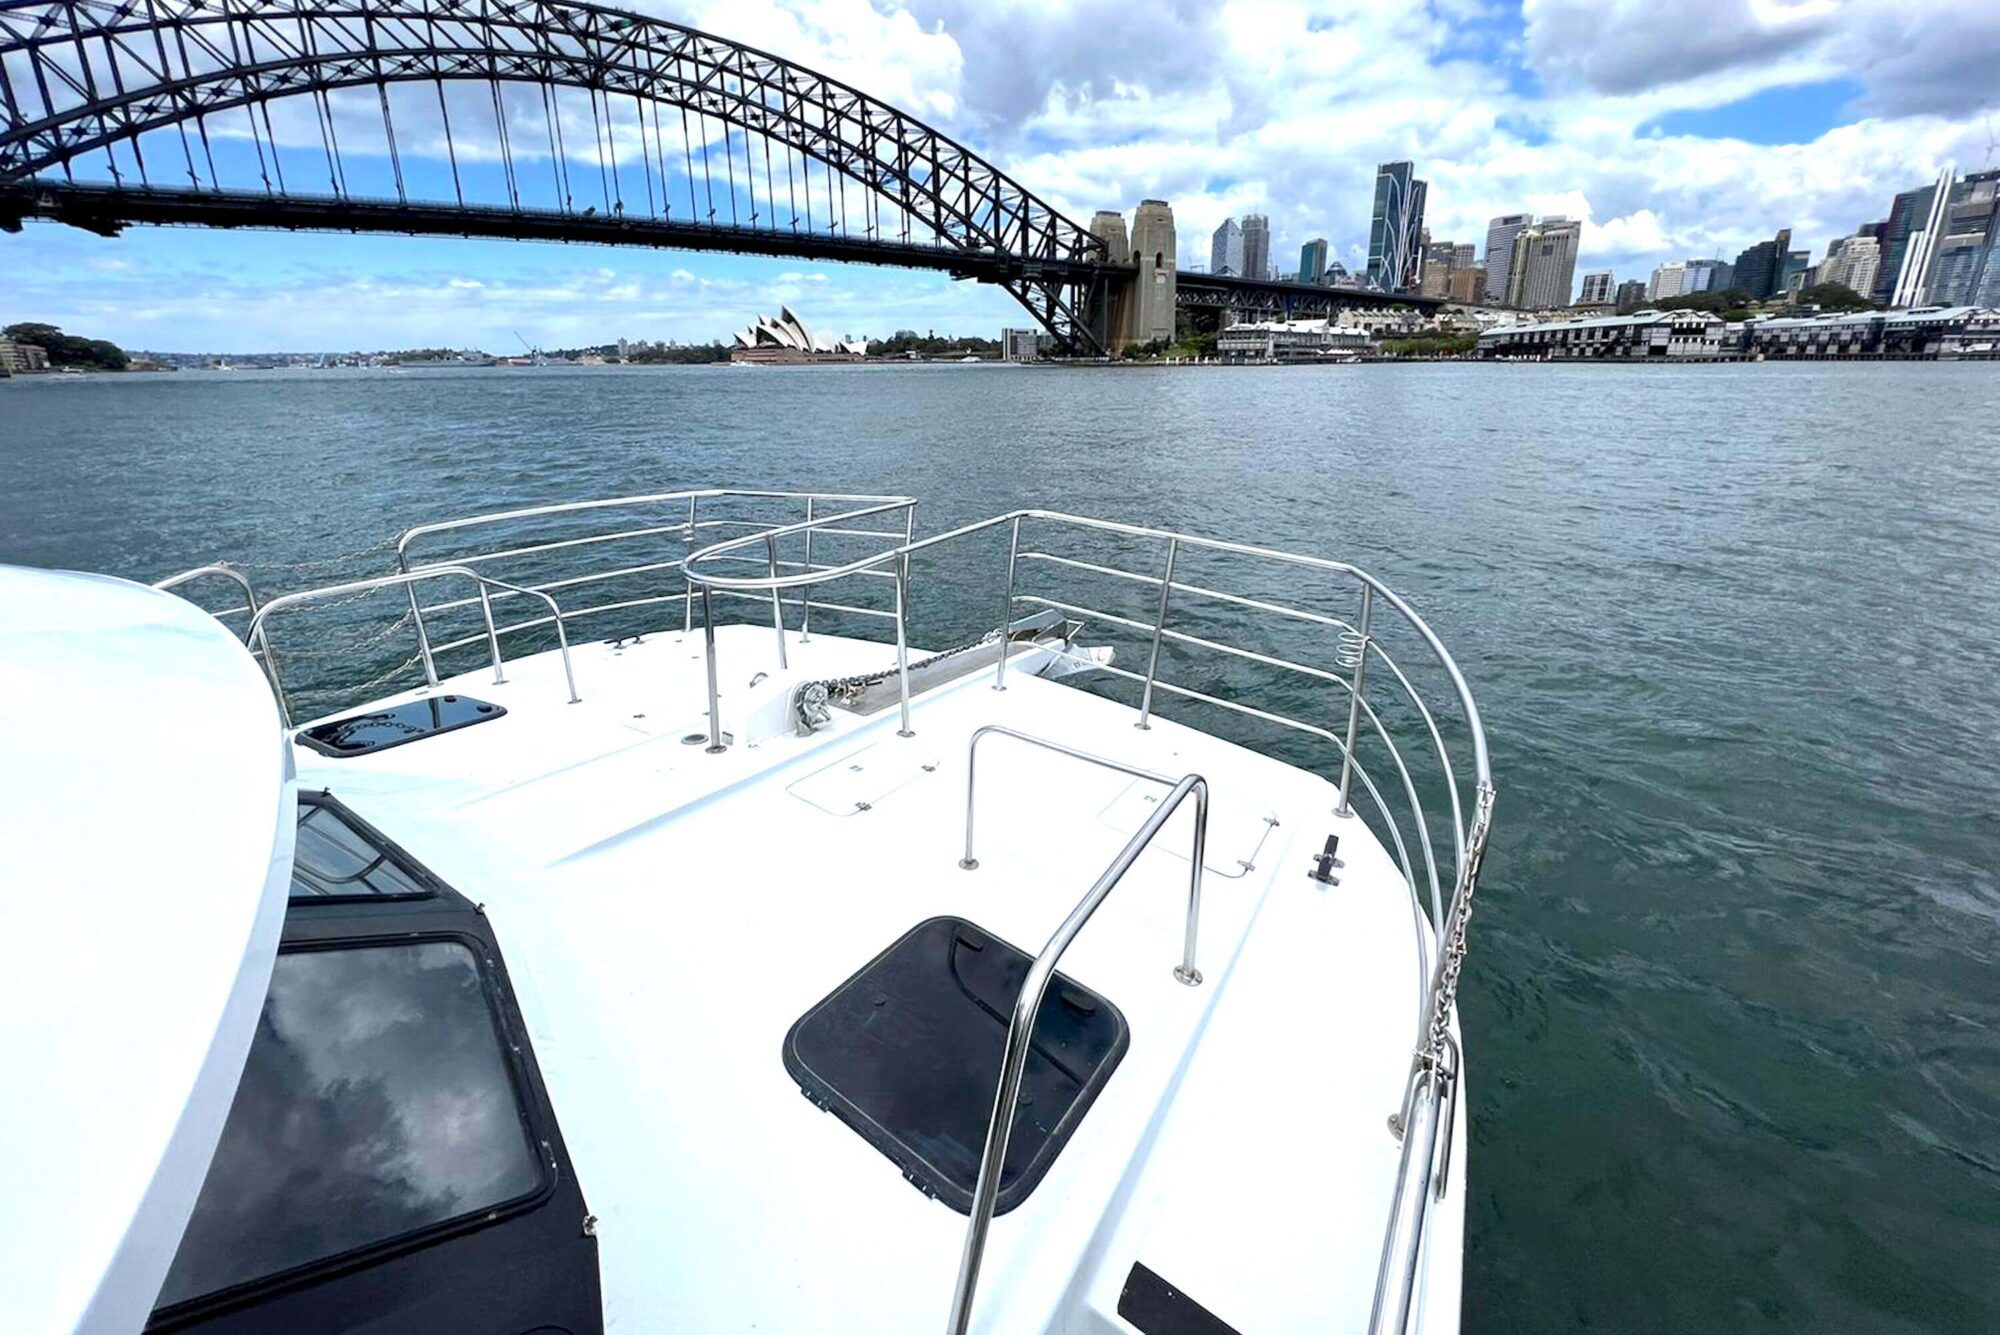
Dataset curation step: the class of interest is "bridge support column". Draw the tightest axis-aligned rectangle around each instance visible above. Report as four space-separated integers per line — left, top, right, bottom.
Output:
1127 199 1177 351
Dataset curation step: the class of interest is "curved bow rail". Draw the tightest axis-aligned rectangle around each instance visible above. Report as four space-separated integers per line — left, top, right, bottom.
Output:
683 505 1496 1335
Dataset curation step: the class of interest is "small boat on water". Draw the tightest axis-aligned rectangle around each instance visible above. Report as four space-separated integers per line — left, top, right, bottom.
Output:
3 489 1494 1335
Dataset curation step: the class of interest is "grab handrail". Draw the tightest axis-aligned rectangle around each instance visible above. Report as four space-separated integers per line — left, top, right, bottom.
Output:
944 770 1210 1335
153 563 264 640
957 725 1202 985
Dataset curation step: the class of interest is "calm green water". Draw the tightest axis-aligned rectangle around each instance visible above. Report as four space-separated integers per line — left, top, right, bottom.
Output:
4 362 1997 1332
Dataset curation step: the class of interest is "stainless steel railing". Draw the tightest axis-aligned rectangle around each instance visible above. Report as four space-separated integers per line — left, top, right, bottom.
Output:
683 505 1495 1335
165 492 1491 1333
241 565 579 728
945 765 1210 1335
394 488 915 687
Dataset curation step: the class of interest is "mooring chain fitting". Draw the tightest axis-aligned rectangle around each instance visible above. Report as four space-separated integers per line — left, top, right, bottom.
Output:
1420 785 1495 1064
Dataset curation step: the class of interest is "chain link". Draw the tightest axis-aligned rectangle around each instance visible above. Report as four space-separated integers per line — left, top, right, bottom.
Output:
816 629 1002 706
238 533 400 582
266 608 414 660
1421 784 1496 1066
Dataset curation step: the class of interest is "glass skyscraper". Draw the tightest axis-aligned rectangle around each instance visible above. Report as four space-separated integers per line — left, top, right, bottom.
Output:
1241 215 1271 283
1482 213 1533 308
1298 238 1329 285
1366 162 1427 292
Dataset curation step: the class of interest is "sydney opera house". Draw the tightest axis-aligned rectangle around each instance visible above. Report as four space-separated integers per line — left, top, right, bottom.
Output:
730 307 869 363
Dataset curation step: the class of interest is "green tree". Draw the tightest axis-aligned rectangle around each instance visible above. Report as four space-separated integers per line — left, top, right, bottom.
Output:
4 321 129 370
1793 282 1876 312
1651 288 1760 322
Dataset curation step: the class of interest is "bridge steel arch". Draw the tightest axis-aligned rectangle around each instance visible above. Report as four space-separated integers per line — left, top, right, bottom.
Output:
0 0 1113 351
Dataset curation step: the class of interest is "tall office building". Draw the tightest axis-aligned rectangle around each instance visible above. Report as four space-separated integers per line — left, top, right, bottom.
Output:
1648 260 1688 300
1366 162 1427 292
1778 249 1811 295
1578 270 1614 305
1447 265 1487 305
1482 213 1533 307
1298 238 1329 285
1732 227 1792 300
1890 168 1953 306
1613 278 1647 312
1683 258 1733 293
1209 218 1243 277
1922 169 1999 306
1876 184 1938 303
1240 214 1271 287
1505 217 1581 309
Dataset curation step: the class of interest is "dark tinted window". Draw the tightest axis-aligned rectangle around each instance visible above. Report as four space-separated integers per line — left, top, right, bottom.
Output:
156 942 546 1308
290 798 430 899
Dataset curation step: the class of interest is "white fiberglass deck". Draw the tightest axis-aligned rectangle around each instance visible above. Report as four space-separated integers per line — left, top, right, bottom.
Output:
295 621 1465 1334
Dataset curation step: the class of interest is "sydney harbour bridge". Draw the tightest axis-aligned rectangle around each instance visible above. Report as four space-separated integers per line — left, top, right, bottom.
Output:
0 0 1435 355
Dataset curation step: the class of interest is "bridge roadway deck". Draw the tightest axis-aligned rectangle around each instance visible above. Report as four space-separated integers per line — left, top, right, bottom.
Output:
0 181 1440 316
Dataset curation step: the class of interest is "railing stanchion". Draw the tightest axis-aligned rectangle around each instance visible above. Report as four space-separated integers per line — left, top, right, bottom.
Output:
893 551 914 737
994 515 1020 691
702 585 727 752
400 545 441 687
1337 583 1374 816
1137 537 1178 729
800 496 815 641
1176 780 1207 986
477 583 506 684
765 533 789 669
683 494 700 635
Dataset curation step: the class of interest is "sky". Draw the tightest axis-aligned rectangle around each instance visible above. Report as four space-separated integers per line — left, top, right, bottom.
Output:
5 0 1998 352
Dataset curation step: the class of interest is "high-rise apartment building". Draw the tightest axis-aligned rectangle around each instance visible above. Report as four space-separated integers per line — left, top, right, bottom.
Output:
1240 215 1270 287
1578 270 1614 305
1417 239 1461 299
1366 163 1427 292
1298 238 1329 285
1482 213 1533 307
1818 234 1882 300
1505 217 1581 309
1648 261 1688 300
1208 218 1242 276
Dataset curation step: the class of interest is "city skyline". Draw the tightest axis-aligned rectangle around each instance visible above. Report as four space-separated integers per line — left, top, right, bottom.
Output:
5 0 1998 349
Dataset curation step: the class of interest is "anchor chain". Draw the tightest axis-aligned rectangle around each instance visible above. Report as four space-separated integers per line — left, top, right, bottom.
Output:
1420 783 1496 1068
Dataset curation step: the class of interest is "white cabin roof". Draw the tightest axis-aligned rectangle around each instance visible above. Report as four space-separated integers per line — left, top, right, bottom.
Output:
0 568 293 1333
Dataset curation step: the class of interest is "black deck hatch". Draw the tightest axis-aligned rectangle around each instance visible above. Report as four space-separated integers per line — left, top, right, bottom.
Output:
298 694 506 757
782 916 1129 1215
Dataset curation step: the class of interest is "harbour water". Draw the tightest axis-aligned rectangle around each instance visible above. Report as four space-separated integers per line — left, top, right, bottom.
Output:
4 361 1997 1333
